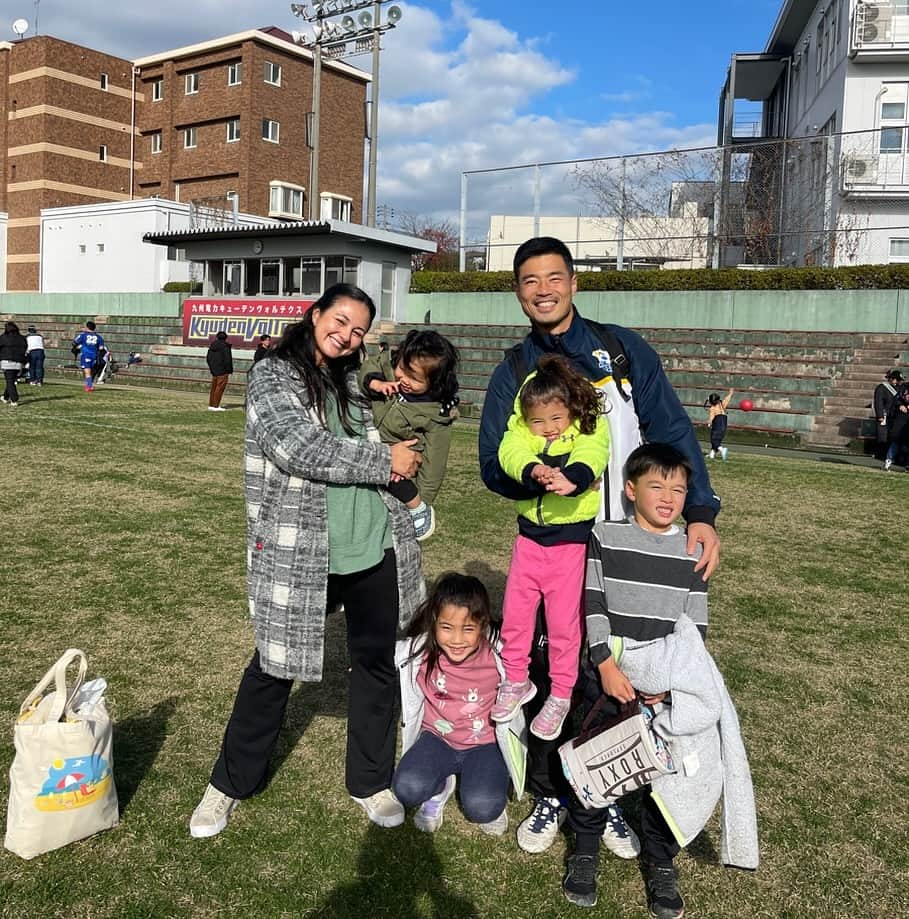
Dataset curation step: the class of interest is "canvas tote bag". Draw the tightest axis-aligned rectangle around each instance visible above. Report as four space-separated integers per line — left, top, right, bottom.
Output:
559 696 675 810
5 649 119 859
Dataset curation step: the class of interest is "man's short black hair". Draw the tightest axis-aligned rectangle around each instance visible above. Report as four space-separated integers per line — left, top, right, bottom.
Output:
625 443 692 485
259 334 271 342
513 236 575 279
86 320 97 330
216 330 228 341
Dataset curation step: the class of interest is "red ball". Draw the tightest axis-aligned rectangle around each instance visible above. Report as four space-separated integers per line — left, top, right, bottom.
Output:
740 399 754 412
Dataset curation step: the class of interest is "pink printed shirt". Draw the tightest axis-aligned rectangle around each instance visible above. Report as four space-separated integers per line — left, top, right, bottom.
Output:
417 642 499 750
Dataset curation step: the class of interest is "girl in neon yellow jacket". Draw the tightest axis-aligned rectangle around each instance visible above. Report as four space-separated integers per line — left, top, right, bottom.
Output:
492 355 610 742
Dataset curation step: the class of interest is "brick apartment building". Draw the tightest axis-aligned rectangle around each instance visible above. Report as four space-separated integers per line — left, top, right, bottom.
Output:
1 28 368 291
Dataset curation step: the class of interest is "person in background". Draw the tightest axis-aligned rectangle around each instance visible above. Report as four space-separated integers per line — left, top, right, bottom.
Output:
206 330 234 412
884 380 909 472
704 388 734 460
0 321 28 408
253 334 273 364
73 321 105 393
874 370 903 461
26 326 46 387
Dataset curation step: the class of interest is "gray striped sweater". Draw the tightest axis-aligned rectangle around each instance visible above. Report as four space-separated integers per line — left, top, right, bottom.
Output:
585 518 707 665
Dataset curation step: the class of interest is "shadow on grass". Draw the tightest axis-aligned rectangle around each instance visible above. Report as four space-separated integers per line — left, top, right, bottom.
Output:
311 822 479 918
685 829 720 865
463 559 508 613
114 695 179 813
18 394 79 405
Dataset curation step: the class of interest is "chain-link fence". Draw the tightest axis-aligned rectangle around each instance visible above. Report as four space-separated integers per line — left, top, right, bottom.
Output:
461 127 909 271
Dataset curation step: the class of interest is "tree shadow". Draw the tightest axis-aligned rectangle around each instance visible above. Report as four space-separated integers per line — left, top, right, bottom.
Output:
114 695 178 813
311 822 479 918
270 612 351 778
462 559 508 617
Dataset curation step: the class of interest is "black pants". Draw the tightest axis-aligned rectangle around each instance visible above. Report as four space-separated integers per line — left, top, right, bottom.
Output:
211 549 400 799
3 368 20 404
710 415 728 451
527 621 678 865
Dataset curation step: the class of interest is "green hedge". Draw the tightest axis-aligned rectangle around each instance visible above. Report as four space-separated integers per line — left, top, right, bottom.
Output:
411 264 909 293
162 281 203 293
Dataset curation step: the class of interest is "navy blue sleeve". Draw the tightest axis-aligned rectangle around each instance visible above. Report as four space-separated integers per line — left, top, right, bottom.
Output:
561 463 595 495
610 325 720 525
479 357 539 501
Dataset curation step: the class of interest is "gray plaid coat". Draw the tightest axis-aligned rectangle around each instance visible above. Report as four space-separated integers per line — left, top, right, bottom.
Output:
245 357 425 682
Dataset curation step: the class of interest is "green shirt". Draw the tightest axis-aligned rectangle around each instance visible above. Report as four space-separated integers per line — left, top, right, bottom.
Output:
324 394 392 575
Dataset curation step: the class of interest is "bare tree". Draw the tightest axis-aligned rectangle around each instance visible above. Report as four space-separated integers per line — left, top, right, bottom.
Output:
396 213 460 271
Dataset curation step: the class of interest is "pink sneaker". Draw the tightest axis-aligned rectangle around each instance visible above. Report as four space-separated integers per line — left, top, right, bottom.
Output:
530 694 572 740
491 679 536 723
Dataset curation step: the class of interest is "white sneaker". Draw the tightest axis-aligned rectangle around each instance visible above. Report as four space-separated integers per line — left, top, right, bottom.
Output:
719 446 728 461
189 783 238 838
516 796 566 853
478 809 508 836
413 775 456 833
601 804 641 859
350 788 405 828
208 406 227 412
884 459 893 471
708 450 715 459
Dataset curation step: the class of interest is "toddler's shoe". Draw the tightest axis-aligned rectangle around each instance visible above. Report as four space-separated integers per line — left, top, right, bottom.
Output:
410 502 435 541
413 775 456 833
490 678 536 722
719 446 728 461
530 694 572 740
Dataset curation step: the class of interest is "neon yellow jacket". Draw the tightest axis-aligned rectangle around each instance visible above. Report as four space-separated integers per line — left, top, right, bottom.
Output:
498 386 609 527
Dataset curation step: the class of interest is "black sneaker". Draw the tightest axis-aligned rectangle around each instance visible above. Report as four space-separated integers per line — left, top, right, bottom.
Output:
643 861 684 919
562 852 599 908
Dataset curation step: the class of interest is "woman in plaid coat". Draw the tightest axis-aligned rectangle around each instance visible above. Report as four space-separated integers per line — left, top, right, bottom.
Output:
190 284 426 838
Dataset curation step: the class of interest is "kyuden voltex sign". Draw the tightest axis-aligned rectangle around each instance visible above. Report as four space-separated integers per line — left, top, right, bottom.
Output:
182 298 315 349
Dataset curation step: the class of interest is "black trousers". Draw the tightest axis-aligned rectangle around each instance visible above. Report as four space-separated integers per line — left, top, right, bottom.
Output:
3 368 20 404
527 618 679 865
210 549 400 799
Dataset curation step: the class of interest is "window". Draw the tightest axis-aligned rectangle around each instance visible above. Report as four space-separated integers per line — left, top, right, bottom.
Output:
97 244 105 254
99 145 108 162
268 181 304 218
300 257 321 295
320 193 352 221
166 246 187 262
79 244 86 255
152 78 163 102
325 256 359 288
100 72 109 90
185 72 199 95
264 61 282 86
882 102 906 120
226 119 240 143
228 62 242 86
889 238 909 261
184 127 197 149
380 261 395 320
880 85 909 154
261 260 281 295
262 119 280 143
151 132 162 154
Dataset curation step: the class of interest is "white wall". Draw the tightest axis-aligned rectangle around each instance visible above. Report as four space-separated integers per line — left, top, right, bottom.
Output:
0 212 7 293
39 199 272 293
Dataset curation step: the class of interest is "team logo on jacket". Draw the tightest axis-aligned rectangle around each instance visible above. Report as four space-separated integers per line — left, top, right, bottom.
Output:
592 349 612 373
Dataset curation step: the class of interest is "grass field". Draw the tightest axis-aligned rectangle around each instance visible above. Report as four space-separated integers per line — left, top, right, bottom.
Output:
1 382 907 918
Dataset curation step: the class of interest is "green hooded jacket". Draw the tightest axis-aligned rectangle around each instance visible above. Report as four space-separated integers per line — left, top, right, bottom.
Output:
359 350 457 506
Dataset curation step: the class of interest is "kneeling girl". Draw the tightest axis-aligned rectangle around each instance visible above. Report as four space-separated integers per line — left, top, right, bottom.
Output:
393 573 525 834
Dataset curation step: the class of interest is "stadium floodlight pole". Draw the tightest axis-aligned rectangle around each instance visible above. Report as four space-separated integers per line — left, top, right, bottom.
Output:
459 172 468 272
291 1 402 226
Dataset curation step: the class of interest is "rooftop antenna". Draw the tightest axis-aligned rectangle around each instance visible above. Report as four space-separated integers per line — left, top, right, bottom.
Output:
12 18 29 40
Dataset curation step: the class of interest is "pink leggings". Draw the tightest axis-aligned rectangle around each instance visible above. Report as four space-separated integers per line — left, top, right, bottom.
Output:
501 535 585 698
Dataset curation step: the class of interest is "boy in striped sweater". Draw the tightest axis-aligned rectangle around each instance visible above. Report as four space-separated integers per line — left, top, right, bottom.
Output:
562 443 708 918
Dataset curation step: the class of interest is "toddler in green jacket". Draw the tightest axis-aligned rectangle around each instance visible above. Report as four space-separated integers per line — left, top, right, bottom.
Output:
359 330 460 540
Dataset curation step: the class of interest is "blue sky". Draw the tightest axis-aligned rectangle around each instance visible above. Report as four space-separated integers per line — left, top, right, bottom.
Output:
28 1 785 236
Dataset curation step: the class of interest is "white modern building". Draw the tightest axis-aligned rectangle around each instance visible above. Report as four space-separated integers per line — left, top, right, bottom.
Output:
38 198 272 293
719 0 909 267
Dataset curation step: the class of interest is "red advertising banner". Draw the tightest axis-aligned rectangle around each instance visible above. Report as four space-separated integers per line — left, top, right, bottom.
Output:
182 297 315 349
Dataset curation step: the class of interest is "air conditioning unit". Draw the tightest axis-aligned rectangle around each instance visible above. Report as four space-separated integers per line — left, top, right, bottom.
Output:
843 155 878 185
860 1 893 42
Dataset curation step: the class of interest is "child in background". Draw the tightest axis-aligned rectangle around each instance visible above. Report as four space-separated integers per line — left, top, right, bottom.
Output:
492 355 609 741
704 388 734 460
393 573 524 835
359 330 459 541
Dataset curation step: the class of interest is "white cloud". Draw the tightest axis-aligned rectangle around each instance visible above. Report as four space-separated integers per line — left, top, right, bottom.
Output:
27 1 716 244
